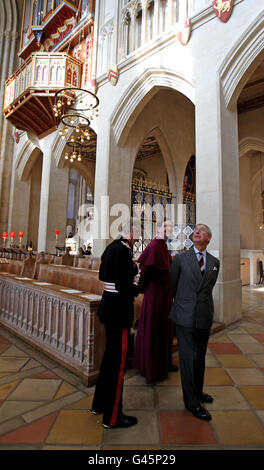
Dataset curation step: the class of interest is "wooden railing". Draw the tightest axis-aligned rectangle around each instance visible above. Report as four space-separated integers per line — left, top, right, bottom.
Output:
3 52 82 112
0 273 105 386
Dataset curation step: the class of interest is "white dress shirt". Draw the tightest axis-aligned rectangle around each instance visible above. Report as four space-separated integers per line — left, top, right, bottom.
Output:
194 246 207 270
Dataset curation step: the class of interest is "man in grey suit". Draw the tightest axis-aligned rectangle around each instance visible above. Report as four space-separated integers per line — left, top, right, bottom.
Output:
170 224 220 421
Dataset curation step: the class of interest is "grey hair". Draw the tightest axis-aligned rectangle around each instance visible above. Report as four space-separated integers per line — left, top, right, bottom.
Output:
195 223 212 237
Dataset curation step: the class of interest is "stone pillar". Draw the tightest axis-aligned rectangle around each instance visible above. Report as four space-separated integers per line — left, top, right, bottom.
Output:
37 132 69 253
141 0 148 45
179 0 188 21
195 78 241 326
167 0 174 27
93 122 132 257
153 0 160 37
7 165 31 246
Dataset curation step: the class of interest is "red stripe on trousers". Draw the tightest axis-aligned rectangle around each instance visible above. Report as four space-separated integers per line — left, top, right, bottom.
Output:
110 328 128 427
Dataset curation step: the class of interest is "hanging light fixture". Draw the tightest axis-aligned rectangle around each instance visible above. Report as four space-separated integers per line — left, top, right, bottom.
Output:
53 1 99 161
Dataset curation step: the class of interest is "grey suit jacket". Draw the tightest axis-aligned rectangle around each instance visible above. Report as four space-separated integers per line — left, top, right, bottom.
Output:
169 247 220 329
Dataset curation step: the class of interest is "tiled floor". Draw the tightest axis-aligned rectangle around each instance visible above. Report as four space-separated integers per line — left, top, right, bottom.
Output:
0 285 264 450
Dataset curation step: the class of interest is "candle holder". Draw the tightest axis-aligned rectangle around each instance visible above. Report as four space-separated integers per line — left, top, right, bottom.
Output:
18 231 24 248
54 229 60 244
2 232 7 248
9 232 15 247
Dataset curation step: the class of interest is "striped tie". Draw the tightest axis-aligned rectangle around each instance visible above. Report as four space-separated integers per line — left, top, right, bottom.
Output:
198 252 205 275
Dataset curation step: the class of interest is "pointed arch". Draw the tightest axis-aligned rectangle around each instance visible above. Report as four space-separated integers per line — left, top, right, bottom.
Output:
111 68 195 146
239 137 264 158
15 133 43 181
220 9 264 110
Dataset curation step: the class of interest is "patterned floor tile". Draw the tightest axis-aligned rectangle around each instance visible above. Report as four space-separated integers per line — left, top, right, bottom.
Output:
156 372 181 386
0 345 11 354
204 368 233 385
8 378 61 401
235 343 264 354
159 410 217 445
156 386 184 410
239 386 264 409
0 412 58 444
227 334 259 344
0 357 29 373
257 411 264 423
209 335 232 344
0 337 10 345
215 354 255 368
212 411 264 446
65 396 93 409
30 372 59 379
226 368 264 385
248 354 264 367
205 354 220 367
21 360 41 371
0 401 45 423
208 344 241 354
123 386 155 410
203 386 250 410
45 410 103 445
54 382 78 400
0 381 19 400
1 346 28 357
252 334 264 342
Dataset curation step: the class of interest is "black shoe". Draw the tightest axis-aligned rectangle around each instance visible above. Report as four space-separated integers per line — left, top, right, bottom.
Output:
200 393 214 404
103 414 138 429
185 405 212 421
89 408 103 415
169 365 179 372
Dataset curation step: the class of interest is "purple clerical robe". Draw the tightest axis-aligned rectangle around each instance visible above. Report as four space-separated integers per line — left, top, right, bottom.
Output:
132 237 173 382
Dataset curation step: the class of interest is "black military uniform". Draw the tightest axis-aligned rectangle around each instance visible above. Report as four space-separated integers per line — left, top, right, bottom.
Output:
92 236 139 428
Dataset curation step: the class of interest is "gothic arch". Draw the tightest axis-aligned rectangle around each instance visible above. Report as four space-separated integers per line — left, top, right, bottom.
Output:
220 9 264 111
111 68 195 146
15 133 42 181
52 123 96 195
239 137 264 158
131 126 179 200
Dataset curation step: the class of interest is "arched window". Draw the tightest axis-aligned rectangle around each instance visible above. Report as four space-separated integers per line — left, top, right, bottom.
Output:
135 8 142 50
32 0 44 26
50 65 55 82
56 65 62 82
73 70 77 86
36 65 42 82
42 65 48 82
67 68 72 84
147 1 155 42
160 0 168 33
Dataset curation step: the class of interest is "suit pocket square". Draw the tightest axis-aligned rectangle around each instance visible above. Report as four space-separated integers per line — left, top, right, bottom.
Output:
213 267 218 271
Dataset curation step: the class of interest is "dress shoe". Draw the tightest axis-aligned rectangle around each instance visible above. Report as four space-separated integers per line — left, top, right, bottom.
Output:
185 405 212 421
89 408 103 415
200 393 214 404
103 414 138 429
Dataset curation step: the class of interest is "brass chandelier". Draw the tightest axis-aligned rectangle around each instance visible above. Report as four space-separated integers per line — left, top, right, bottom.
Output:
53 87 99 163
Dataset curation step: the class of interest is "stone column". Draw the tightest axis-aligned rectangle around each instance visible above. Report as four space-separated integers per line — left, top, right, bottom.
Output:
167 0 174 27
37 132 69 253
178 0 188 21
195 77 241 326
141 0 148 45
153 0 160 37
93 121 132 257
